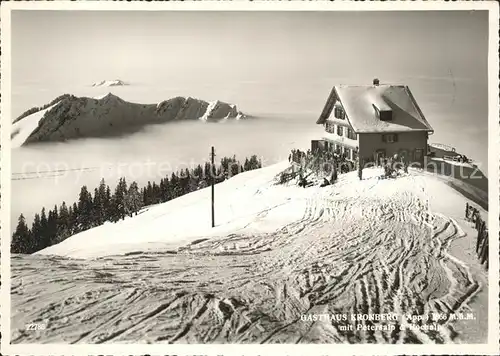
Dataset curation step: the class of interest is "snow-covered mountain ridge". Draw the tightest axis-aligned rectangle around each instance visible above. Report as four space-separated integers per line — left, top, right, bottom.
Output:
91 79 128 87
11 94 245 147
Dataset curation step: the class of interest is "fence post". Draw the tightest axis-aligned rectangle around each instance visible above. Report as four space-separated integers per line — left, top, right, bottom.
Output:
480 238 488 265
476 230 482 253
465 202 469 219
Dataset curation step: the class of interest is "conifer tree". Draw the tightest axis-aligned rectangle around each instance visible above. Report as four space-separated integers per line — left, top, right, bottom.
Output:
77 185 93 230
57 201 71 242
140 187 146 206
92 187 101 225
92 178 108 224
46 205 59 247
230 156 240 177
215 166 223 183
124 181 143 217
11 214 31 254
70 202 79 234
30 212 42 252
204 161 212 183
104 185 112 222
164 177 173 201
180 169 190 194
152 182 161 204
111 178 128 221
188 168 199 192
144 181 153 206
193 164 203 182
159 178 166 203
39 207 49 249
170 172 182 198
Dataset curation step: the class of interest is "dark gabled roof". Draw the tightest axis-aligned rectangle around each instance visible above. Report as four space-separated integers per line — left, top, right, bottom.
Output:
316 84 434 134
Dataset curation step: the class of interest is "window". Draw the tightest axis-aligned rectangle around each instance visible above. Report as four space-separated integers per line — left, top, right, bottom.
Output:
346 128 357 140
415 149 424 161
373 104 393 121
334 106 345 120
382 134 398 143
380 110 393 121
345 148 351 160
353 149 358 161
325 122 335 133
337 125 343 136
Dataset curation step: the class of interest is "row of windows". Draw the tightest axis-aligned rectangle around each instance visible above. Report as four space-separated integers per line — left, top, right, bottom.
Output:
325 122 357 140
327 127 399 144
382 133 398 143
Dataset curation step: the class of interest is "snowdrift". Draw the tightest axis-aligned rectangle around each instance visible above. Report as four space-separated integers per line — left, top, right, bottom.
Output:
11 94 245 147
36 162 488 260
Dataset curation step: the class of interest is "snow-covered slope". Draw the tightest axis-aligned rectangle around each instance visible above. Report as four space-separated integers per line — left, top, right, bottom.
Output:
11 94 246 147
92 79 128 87
37 162 297 259
22 163 488 344
11 102 62 148
37 163 488 260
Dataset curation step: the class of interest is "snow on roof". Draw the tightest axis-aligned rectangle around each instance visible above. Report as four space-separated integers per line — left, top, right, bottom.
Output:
429 143 456 152
318 84 433 134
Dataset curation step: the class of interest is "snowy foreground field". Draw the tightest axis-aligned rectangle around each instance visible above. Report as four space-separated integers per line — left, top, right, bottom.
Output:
11 163 488 344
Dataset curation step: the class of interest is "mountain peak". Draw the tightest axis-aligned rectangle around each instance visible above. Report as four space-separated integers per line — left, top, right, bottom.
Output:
100 92 121 100
91 79 128 87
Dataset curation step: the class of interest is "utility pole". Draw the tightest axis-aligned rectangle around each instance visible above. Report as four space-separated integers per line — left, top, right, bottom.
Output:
210 146 215 228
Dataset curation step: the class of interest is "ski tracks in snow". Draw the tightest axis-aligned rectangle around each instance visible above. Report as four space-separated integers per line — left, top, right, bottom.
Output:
11 173 484 344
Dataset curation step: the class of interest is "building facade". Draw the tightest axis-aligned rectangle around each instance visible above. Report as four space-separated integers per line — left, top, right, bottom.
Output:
314 80 433 166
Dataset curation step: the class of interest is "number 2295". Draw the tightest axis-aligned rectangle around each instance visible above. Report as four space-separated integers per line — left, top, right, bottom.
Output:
25 323 46 331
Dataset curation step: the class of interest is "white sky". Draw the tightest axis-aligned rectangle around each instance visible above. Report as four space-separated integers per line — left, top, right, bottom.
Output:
11 10 489 172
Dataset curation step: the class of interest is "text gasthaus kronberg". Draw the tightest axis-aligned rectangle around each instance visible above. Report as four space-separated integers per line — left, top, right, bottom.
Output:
300 312 475 324
300 313 398 322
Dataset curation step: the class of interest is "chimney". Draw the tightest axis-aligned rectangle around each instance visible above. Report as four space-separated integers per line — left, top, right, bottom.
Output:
373 78 380 86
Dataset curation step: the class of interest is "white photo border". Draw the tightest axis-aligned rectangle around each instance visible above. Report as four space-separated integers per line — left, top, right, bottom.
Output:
1 1 499 355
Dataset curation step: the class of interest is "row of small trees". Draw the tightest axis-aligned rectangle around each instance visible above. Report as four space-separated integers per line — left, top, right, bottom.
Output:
11 155 262 254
